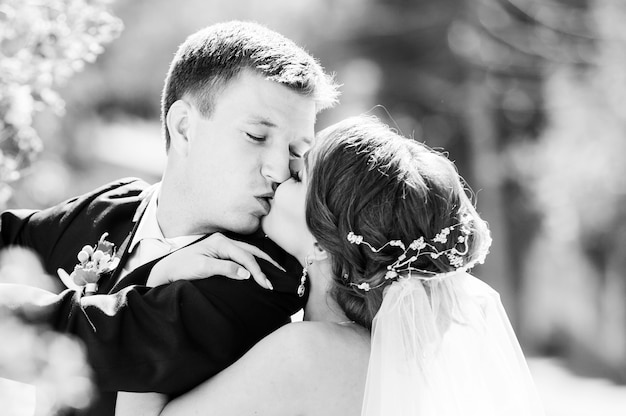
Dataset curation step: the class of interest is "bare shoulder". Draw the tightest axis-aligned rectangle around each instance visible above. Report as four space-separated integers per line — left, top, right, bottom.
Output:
248 320 370 378
258 321 370 414
162 321 371 416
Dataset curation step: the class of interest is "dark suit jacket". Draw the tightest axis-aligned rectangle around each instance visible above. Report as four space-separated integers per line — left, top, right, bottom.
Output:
0 177 306 415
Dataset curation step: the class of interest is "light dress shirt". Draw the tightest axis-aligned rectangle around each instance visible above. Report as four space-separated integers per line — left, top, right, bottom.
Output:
116 184 203 284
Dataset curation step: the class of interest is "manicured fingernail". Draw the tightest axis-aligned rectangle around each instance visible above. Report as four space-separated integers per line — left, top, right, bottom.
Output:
237 268 251 279
265 278 274 290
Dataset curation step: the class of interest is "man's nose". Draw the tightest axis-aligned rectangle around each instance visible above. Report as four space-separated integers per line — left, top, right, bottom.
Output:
261 147 291 185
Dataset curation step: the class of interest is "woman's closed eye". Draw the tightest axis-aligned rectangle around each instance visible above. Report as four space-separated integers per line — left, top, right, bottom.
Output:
290 169 302 182
289 158 304 182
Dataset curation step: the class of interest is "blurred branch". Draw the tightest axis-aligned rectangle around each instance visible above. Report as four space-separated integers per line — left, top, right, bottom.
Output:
0 0 123 208
456 0 595 73
500 0 593 39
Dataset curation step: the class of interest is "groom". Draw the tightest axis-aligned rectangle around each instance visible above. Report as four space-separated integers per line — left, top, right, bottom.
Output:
0 21 338 415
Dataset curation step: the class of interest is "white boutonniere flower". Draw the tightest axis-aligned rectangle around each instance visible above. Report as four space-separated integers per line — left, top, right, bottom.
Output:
57 233 120 295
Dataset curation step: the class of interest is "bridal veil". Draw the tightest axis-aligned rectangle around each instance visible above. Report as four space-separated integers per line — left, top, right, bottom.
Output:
361 271 545 416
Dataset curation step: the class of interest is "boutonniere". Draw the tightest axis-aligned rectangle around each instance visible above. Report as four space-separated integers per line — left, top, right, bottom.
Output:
57 233 120 295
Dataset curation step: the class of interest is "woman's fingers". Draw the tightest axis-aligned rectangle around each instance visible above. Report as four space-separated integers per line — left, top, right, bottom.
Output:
198 258 252 281
148 233 280 290
208 237 273 290
230 240 285 272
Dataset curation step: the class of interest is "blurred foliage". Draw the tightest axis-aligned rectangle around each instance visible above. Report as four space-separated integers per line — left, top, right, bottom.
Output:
0 0 122 208
446 0 626 381
0 0 123 413
505 0 626 381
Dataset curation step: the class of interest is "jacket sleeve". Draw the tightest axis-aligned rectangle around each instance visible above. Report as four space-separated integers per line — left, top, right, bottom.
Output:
0 178 146 277
4 262 304 395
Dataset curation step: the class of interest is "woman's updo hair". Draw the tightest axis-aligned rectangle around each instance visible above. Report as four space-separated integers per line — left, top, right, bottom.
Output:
306 116 491 330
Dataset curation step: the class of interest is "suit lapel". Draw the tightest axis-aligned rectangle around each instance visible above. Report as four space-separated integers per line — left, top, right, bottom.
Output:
109 256 162 291
98 186 156 294
98 230 135 293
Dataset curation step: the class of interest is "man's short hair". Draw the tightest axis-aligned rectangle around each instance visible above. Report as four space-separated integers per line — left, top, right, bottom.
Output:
161 21 340 149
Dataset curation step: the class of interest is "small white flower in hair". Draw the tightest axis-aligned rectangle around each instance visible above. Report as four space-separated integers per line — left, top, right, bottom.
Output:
385 270 398 280
347 232 364 245
433 227 451 244
389 240 405 249
448 253 465 268
409 237 426 251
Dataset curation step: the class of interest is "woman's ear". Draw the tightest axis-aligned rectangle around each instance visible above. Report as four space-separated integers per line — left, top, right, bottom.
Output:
311 242 328 262
166 100 191 157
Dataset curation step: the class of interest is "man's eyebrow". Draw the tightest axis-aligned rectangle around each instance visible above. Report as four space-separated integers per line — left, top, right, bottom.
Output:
247 117 277 128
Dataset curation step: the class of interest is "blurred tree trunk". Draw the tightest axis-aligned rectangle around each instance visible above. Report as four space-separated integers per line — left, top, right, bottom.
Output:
454 0 626 382
452 0 553 337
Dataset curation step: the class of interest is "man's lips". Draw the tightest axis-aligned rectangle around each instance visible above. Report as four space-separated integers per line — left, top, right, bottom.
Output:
255 194 274 215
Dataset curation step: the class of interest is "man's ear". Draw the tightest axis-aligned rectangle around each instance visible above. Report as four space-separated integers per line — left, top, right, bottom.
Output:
311 242 328 262
166 100 191 157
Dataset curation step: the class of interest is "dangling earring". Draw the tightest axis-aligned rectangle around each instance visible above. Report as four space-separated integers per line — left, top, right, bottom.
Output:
297 256 311 297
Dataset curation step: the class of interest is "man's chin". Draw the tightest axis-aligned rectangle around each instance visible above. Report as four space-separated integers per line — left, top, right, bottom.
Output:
230 216 262 235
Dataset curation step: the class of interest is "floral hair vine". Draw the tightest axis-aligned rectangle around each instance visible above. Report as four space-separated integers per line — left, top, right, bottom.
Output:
346 214 485 292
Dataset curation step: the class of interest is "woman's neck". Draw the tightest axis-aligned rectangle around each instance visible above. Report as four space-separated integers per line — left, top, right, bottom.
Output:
302 265 351 324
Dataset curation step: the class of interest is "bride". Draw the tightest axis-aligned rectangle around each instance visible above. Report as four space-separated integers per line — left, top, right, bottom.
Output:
117 115 544 415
